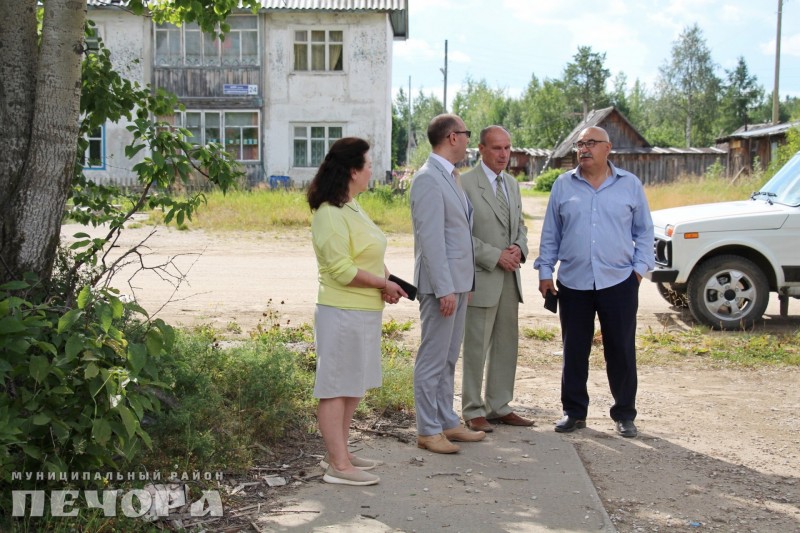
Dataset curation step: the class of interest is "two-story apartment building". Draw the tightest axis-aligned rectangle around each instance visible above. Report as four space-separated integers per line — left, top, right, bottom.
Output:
85 0 408 187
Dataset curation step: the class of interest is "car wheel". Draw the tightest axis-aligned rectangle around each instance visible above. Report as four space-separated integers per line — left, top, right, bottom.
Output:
656 282 689 308
687 255 769 330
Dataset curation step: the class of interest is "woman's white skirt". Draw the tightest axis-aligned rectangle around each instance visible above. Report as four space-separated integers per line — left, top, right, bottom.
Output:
313 304 382 399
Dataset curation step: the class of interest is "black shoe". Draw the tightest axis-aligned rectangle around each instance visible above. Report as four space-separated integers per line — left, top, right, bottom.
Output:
554 415 586 433
615 419 638 438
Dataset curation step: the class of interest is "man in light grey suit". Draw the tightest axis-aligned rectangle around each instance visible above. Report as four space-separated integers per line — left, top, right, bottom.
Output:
410 114 486 454
460 126 532 433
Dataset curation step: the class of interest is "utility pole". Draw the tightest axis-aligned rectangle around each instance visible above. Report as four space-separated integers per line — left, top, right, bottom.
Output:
440 40 448 112
772 0 783 124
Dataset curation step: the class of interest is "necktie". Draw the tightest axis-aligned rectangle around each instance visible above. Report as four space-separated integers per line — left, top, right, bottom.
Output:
452 169 464 191
495 173 511 238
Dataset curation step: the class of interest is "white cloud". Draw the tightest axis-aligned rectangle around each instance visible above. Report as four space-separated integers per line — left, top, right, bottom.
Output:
394 38 441 61
760 33 800 58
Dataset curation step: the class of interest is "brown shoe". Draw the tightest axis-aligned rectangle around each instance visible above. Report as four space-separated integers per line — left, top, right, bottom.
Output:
465 416 494 432
488 412 535 427
417 433 460 454
443 425 486 442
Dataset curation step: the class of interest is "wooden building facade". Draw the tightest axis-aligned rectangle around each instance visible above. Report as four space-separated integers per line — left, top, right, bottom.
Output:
716 120 800 178
548 107 725 184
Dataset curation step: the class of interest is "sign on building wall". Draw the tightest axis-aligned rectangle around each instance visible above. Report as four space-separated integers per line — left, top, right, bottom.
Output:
223 84 258 96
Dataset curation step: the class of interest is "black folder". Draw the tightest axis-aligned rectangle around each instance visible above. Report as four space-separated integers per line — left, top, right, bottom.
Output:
388 274 417 301
544 291 558 313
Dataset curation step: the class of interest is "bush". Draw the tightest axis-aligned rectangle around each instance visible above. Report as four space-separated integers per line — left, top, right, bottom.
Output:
534 168 562 192
145 325 315 472
0 276 172 514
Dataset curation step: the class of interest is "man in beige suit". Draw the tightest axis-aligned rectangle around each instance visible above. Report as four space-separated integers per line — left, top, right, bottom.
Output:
460 126 532 432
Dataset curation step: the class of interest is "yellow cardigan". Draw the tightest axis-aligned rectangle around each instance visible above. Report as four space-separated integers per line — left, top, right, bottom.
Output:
311 200 387 311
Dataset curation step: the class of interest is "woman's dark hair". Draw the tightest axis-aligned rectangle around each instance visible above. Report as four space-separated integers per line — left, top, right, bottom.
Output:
307 137 370 210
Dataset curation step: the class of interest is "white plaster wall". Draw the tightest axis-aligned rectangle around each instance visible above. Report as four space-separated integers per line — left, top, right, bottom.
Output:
263 12 393 186
84 8 151 187
85 8 394 188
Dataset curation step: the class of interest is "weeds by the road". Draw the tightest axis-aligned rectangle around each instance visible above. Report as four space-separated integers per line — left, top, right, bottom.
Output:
148 186 412 233
645 164 769 211
638 326 800 366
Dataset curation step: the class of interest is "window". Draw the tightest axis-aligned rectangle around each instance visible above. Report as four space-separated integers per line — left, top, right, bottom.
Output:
294 30 343 71
293 125 343 167
155 16 258 67
82 126 105 169
169 110 260 162
222 16 258 66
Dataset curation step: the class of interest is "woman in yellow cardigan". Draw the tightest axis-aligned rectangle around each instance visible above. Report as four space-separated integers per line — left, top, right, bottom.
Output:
306 137 407 486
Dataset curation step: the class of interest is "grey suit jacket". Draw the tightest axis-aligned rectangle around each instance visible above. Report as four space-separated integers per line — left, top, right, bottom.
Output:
460 164 528 308
410 156 475 297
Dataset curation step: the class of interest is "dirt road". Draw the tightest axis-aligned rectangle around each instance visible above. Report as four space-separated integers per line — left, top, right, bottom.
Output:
59 196 800 532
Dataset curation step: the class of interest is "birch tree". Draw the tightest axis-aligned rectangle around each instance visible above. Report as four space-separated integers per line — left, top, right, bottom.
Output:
0 0 259 287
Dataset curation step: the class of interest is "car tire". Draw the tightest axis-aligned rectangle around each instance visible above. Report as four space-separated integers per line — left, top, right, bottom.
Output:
687 255 769 330
656 282 689 308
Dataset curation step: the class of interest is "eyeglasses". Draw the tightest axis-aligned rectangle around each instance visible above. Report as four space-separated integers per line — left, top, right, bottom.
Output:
573 139 607 150
451 130 472 138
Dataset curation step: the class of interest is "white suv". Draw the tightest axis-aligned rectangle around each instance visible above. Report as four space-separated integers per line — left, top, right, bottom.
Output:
647 151 800 330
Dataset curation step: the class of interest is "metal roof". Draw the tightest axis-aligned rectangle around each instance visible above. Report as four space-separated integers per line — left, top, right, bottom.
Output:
723 120 800 140
610 147 726 155
87 0 408 38
87 0 404 7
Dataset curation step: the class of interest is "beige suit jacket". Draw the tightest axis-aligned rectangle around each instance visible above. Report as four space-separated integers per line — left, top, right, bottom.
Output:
461 164 528 308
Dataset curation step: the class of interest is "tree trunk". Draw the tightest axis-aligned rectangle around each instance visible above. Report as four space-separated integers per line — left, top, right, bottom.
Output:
0 0 85 284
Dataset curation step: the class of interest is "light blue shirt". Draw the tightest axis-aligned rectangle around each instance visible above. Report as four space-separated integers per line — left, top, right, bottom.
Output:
534 162 655 290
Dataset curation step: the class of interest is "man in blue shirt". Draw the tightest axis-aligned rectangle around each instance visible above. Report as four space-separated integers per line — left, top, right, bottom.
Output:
534 126 654 438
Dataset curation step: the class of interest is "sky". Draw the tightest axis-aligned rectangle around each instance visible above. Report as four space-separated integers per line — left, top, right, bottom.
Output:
392 0 800 111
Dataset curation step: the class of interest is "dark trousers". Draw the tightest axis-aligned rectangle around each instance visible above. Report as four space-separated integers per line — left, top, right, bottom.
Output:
557 273 639 421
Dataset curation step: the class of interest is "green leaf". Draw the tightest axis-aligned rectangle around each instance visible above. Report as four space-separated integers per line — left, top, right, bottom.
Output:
0 280 29 290
34 341 57 356
69 239 91 250
116 404 138 438
32 413 51 426
145 330 164 356
126 302 149 317
20 444 43 459
57 309 82 333
65 334 84 361
85 362 100 379
128 343 147 373
92 418 112 445
128 395 144 421
72 232 91 239
77 286 92 309
29 355 50 383
0 316 26 334
99 304 112 333
4 339 30 356
110 297 124 319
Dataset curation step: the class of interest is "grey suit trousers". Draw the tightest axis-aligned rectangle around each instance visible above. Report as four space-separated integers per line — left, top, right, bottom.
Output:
414 292 469 436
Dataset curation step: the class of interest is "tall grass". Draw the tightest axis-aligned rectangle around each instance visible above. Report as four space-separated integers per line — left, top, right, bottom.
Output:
151 186 412 233
645 163 770 211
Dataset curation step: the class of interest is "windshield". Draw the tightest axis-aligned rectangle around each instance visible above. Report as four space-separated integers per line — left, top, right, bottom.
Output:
759 151 800 206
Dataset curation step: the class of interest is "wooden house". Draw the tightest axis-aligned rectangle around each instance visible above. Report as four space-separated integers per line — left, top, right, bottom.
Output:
716 120 800 178
84 0 408 187
548 107 725 185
